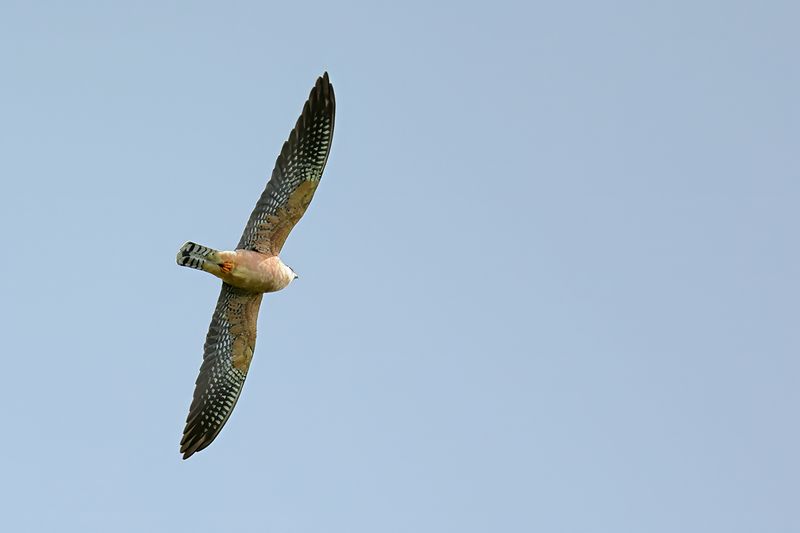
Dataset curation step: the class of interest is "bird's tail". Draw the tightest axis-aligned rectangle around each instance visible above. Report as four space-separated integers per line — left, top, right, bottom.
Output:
176 242 221 271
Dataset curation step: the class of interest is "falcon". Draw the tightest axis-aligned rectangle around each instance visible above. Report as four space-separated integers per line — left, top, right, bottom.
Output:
176 73 335 459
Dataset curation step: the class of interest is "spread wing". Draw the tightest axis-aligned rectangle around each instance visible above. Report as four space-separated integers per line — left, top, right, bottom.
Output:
180 283 263 459
237 72 336 255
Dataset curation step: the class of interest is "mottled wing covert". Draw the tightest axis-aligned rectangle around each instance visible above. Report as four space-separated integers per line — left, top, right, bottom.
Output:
237 72 335 255
180 283 263 459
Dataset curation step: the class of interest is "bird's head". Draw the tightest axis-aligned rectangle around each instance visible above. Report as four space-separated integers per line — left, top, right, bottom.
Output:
285 263 299 284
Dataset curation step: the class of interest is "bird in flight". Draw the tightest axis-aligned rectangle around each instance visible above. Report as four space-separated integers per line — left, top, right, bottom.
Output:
176 73 335 459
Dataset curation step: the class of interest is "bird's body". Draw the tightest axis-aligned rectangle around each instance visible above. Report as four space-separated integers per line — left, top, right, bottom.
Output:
218 250 296 293
178 243 296 293
176 73 335 459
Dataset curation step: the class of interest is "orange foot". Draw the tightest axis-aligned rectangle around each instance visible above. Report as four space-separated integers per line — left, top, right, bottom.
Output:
220 261 234 273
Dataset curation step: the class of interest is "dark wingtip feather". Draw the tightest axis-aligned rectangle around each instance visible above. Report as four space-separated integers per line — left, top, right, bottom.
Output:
313 72 335 110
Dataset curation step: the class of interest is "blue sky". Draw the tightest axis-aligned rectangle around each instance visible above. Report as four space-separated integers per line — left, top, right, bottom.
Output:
1 1 798 531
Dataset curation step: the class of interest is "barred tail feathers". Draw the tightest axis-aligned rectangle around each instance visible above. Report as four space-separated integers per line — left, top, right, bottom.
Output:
177 242 220 271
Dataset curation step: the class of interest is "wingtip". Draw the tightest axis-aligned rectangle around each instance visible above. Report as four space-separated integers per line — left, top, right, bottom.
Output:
180 439 201 460
315 72 334 108
179 439 192 459
318 72 330 91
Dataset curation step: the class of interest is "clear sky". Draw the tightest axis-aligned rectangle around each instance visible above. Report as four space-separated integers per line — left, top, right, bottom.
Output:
0 1 797 531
